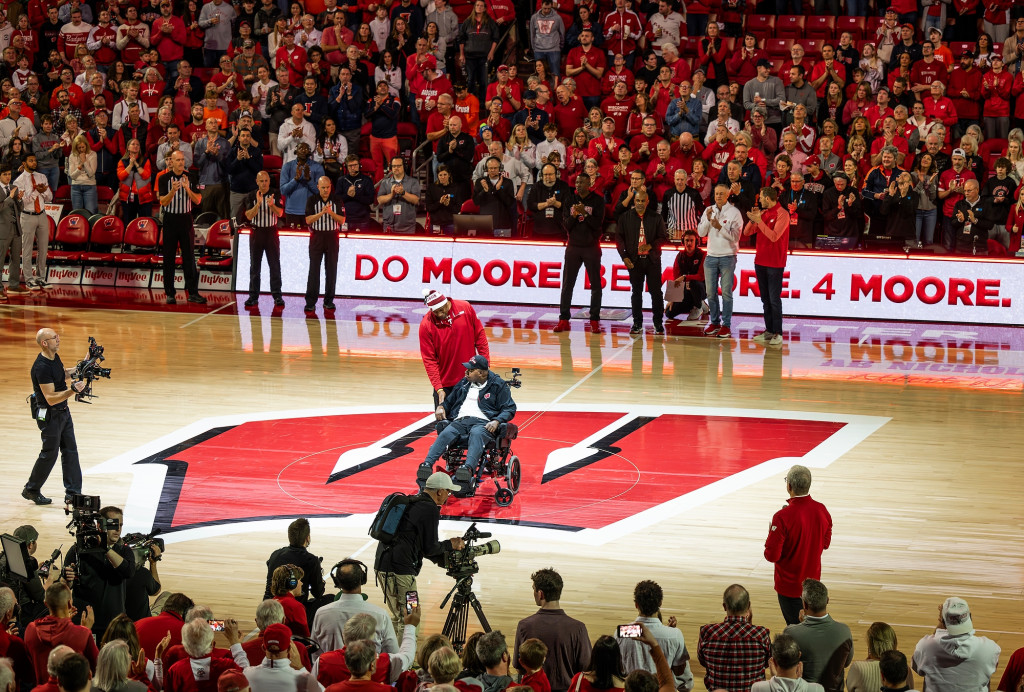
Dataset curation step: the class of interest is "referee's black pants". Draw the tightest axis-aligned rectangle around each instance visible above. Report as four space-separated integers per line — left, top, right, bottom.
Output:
305 231 339 306
249 226 282 299
558 245 602 321
162 213 199 297
627 257 664 328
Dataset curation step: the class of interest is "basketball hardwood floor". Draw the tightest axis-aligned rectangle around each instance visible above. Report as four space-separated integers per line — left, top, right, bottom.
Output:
1 294 1022 689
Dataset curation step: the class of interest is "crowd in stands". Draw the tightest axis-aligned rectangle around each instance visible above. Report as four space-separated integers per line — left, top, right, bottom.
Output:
3 555 1024 692
3 0 1024 298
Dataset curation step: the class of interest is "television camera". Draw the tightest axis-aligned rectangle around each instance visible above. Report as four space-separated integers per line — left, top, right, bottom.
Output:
123 529 165 562
65 495 118 554
439 523 500 652
72 337 112 403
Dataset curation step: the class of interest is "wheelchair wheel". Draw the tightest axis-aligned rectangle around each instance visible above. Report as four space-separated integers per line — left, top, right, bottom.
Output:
506 455 521 493
494 487 514 507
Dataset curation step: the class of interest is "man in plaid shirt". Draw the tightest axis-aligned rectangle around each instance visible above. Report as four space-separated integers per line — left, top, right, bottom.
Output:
697 584 771 692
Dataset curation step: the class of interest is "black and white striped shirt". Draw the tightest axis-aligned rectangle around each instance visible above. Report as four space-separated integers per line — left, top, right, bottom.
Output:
304 194 342 232
662 187 702 233
244 191 279 229
159 172 193 215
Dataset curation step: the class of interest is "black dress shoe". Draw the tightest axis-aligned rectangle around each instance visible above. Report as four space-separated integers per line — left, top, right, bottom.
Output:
244 297 258 307
22 489 52 505
165 295 177 305
303 303 316 312
187 294 208 304
323 302 336 310
273 297 285 307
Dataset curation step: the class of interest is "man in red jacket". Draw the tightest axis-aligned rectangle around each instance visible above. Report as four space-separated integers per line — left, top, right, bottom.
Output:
763 465 832 626
418 288 489 407
136 592 194 660
24 584 97 684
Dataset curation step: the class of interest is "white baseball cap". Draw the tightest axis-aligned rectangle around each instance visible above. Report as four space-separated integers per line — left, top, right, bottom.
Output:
425 471 461 492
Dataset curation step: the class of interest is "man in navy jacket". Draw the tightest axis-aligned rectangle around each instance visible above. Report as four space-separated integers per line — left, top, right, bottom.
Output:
418 355 516 490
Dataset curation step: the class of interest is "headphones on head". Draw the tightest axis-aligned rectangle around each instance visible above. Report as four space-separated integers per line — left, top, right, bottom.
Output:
330 558 368 589
285 565 299 590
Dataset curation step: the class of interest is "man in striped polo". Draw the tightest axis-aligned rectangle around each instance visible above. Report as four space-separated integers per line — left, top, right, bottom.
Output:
241 171 284 309
303 176 345 314
158 150 207 305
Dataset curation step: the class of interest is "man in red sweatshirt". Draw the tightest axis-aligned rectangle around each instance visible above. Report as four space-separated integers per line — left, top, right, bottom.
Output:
24 584 97 684
418 288 489 406
763 465 832 626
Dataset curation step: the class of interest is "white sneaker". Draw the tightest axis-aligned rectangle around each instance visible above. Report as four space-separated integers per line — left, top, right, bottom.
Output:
700 301 710 318
769 334 783 346
686 307 702 321
752 331 771 343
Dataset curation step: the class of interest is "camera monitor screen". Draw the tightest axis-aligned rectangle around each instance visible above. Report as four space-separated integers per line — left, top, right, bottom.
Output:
0 534 31 580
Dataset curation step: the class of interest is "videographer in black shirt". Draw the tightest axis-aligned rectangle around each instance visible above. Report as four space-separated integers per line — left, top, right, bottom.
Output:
264 518 329 624
24 328 87 506
374 473 466 640
63 506 136 635
124 541 162 621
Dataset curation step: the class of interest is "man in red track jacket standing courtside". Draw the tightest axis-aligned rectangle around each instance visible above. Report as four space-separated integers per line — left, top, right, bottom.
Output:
764 464 833 626
419 288 490 407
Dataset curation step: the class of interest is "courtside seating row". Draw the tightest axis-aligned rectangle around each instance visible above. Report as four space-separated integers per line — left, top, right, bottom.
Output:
48 214 233 269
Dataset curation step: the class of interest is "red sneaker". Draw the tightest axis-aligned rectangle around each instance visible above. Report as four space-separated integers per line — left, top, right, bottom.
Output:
702 323 720 336
589 320 602 332
553 319 571 332
717 326 732 338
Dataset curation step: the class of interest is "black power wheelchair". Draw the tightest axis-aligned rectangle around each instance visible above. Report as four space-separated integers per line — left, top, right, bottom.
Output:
428 369 523 507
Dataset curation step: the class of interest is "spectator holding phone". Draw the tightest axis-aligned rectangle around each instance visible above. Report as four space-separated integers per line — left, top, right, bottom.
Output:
616 581 693 692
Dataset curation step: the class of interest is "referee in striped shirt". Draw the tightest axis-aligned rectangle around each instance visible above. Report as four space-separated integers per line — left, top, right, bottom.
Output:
241 170 285 309
662 169 704 242
303 176 346 313
158 151 206 305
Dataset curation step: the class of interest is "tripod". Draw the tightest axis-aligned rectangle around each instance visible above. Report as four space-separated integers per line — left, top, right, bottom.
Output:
440 572 491 653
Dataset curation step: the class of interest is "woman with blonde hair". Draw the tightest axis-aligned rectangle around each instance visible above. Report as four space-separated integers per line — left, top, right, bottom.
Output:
93 640 148 692
846 622 914 692
68 133 98 213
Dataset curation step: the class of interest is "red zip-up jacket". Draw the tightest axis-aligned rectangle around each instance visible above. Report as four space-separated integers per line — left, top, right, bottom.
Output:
764 494 832 598
419 298 490 391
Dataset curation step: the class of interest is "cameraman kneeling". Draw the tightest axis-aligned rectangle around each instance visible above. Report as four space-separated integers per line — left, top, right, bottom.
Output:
417 355 517 490
63 506 136 635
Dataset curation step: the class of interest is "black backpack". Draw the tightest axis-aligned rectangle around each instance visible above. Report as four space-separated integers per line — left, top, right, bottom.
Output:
368 492 420 544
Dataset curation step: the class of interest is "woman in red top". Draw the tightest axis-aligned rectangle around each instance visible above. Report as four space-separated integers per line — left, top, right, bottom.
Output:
695 22 727 90
567 637 625 692
270 564 310 638
351 23 379 62
982 55 1012 140
626 93 660 137
727 33 766 86
887 53 913 91
743 186 790 345
566 128 590 182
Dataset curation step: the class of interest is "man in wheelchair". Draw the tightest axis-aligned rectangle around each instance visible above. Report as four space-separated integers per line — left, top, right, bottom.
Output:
417 355 517 493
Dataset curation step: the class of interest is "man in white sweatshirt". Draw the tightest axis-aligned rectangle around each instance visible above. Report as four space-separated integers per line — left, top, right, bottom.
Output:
912 597 1000 692
696 183 743 339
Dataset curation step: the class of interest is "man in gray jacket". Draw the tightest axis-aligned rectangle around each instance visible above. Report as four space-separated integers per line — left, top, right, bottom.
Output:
530 0 564 82
743 59 785 132
783 579 853 690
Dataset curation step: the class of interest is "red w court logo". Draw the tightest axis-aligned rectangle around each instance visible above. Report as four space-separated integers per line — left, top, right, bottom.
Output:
99 405 886 543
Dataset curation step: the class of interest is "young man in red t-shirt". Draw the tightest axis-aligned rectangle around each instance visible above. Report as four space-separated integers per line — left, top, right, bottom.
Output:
743 186 790 345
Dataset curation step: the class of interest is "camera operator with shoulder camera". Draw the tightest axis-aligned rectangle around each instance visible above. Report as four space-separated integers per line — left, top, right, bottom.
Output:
62 505 136 636
23 328 87 506
124 538 163 621
264 519 330 625
0 525 57 630
374 473 466 641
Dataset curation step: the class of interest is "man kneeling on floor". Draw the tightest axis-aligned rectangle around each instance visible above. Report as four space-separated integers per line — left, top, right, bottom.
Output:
418 355 516 491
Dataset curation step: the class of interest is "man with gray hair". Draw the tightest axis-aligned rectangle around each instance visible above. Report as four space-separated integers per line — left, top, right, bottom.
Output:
698 584 771 692
912 597 1000 692
243 601 313 669
463 631 513 692
764 465 832 625
783 579 853 688
164 618 248 692
242 623 321 692
313 611 418 688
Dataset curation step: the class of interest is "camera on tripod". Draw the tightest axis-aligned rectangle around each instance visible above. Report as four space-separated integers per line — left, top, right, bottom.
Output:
443 523 500 578
123 530 165 562
505 368 522 388
73 337 112 403
65 495 117 554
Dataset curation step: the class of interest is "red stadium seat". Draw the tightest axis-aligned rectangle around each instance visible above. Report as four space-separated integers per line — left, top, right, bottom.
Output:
81 215 125 263
746 15 776 41
263 154 283 170
806 16 836 40
776 16 805 39
54 184 71 205
96 185 114 205
766 38 795 58
865 16 884 40
460 200 479 214
359 157 379 182
198 219 234 268
949 42 972 57
116 217 161 265
835 16 865 40
679 36 701 58
50 213 90 263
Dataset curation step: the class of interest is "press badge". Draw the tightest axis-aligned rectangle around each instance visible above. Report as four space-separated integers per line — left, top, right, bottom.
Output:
37 407 47 421
393 203 402 215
